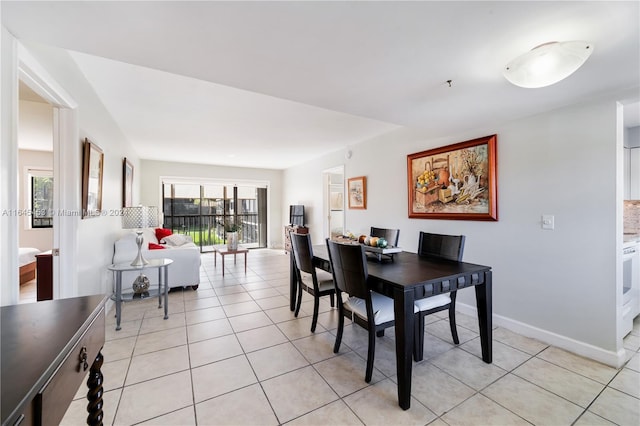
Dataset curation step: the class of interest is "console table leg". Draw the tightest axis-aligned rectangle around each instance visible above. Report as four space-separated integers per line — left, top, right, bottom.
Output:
86 350 104 426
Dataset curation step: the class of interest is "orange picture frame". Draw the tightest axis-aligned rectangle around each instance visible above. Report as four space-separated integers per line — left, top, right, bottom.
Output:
348 176 367 209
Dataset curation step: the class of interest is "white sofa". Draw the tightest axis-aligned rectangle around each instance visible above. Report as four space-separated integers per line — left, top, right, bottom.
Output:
113 228 201 292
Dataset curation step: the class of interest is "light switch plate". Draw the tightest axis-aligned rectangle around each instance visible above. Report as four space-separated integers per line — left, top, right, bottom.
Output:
542 215 554 230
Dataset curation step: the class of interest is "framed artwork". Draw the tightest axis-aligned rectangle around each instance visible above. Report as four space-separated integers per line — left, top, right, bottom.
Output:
123 158 133 208
347 176 367 209
81 138 104 219
407 134 498 221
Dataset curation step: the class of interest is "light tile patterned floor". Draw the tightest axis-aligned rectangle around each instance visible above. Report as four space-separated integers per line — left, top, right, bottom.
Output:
60 249 640 425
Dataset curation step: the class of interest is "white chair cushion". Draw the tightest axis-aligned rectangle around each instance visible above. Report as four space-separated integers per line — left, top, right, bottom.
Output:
315 269 333 282
414 294 451 312
300 273 334 292
345 291 396 325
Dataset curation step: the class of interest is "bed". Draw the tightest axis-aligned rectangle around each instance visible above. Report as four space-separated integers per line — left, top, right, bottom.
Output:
19 247 41 285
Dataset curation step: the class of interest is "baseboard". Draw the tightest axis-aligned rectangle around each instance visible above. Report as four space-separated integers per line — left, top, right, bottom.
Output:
456 302 626 368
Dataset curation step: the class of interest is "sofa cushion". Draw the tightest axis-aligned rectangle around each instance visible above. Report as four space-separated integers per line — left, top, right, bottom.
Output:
155 228 173 241
148 242 165 250
162 234 191 246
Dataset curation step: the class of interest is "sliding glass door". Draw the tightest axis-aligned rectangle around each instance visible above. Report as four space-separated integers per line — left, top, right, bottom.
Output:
162 183 267 251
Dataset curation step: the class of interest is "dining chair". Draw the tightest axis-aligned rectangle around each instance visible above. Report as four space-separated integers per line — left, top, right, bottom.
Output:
326 239 397 383
290 232 336 332
368 227 400 262
370 227 400 247
414 231 466 361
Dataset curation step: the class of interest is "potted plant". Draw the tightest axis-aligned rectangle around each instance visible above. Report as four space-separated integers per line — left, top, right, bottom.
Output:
225 221 240 251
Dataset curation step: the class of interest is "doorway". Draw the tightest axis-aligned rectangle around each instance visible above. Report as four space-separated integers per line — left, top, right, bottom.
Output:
17 81 54 303
8 44 80 304
323 165 345 239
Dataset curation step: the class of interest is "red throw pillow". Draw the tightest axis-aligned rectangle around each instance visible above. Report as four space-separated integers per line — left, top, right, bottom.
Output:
155 228 172 241
148 242 165 250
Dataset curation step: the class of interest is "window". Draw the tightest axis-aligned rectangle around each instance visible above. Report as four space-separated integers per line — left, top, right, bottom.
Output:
162 182 268 251
29 169 53 228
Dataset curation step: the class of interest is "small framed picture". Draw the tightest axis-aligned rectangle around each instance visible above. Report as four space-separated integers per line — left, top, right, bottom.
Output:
81 139 104 219
123 158 133 208
347 176 367 209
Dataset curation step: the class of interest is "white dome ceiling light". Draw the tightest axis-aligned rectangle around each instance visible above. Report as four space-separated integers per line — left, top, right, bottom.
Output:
504 41 593 88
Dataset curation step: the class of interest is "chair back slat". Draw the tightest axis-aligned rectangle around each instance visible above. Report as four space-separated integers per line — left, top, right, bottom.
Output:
417 232 465 261
290 232 315 274
326 239 369 299
370 227 400 247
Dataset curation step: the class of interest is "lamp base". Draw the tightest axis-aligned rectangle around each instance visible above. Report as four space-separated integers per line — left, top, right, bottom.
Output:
131 230 149 267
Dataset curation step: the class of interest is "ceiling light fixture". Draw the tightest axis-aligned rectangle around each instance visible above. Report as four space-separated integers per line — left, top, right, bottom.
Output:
503 41 593 88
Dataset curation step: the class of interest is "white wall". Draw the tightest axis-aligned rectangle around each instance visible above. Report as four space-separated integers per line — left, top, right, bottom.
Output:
284 93 635 365
140 160 283 248
18 149 53 251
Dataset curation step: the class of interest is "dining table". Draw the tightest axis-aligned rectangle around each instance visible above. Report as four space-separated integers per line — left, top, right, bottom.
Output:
289 244 493 410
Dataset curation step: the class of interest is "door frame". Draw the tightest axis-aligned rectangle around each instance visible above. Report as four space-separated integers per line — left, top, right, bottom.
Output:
322 165 345 239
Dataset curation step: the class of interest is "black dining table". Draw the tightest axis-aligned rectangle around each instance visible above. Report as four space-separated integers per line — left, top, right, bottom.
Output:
289 244 492 410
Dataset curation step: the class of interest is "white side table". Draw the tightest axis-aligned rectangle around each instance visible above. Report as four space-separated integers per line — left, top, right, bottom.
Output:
107 258 173 330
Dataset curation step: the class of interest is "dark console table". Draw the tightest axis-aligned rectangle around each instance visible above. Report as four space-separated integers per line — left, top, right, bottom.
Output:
1 294 107 426
35 251 53 301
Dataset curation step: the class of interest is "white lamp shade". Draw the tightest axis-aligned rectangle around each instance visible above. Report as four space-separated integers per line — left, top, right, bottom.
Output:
504 41 593 88
122 206 159 229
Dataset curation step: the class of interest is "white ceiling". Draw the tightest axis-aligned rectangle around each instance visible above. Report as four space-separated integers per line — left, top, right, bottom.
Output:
3 1 639 169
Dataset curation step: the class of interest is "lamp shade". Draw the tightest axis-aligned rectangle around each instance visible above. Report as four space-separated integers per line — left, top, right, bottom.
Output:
122 206 159 229
503 41 593 88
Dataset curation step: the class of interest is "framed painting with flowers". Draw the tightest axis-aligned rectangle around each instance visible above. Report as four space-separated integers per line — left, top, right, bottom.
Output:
407 134 498 221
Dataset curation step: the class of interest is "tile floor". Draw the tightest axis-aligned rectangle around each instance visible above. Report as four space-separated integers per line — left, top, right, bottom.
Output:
60 249 640 425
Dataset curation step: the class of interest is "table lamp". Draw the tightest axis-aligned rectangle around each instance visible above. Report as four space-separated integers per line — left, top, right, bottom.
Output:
122 206 159 267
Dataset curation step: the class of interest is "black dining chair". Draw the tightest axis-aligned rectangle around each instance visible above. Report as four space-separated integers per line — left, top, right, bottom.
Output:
414 232 466 361
367 227 400 262
370 227 400 247
290 232 336 332
326 239 397 383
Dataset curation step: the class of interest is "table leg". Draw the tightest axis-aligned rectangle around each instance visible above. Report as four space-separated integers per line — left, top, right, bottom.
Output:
475 270 493 363
157 267 162 309
394 287 415 410
222 254 225 277
163 265 169 320
234 253 237 264
115 272 122 331
86 350 104 426
214 251 217 267
244 252 247 274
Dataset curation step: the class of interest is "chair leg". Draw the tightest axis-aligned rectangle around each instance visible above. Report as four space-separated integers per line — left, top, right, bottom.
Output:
329 293 335 307
365 327 376 383
376 330 384 337
311 295 320 333
449 291 460 345
413 312 425 362
334 308 345 354
294 284 303 317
